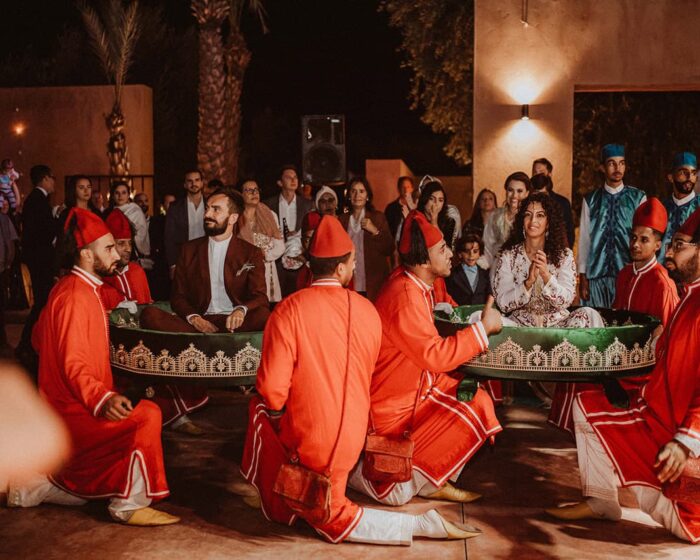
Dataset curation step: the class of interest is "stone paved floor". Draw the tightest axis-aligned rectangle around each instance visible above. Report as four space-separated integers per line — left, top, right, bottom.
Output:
0 319 696 559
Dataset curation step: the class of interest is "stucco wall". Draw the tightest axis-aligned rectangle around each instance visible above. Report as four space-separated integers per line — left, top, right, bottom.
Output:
473 0 700 204
0 84 153 206
365 159 472 218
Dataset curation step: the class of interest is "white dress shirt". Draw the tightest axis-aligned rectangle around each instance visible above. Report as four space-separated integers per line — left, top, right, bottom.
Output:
278 193 298 232
206 235 234 315
187 197 205 240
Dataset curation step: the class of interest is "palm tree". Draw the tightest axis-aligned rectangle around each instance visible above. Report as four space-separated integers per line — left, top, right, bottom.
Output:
192 0 267 184
77 0 142 179
191 0 230 183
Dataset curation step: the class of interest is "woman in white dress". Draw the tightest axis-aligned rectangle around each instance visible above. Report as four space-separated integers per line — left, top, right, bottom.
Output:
492 192 604 328
482 172 530 269
238 179 285 303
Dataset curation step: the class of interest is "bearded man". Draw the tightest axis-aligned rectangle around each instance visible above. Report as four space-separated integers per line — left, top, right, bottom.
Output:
547 207 700 543
100 209 152 311
5 208 177 526
661 152 700 263
140 190 269 434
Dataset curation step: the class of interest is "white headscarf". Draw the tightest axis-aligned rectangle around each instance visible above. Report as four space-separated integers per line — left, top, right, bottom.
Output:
314 186 338 210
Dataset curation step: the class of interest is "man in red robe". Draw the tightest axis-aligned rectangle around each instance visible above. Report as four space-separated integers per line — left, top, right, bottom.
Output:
549 198 680 434
547 208 700 543
348 211 503 506
241 216 479 545
101 209 153 311
100 209 207 433
6 208 178 526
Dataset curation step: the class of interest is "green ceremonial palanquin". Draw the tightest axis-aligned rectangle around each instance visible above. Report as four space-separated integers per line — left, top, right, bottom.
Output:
434 305 660 383
109 302 262 387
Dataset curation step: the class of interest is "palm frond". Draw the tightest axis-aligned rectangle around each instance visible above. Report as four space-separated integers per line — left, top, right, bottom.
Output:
113 0 142 104
229 0 268 34
76 0 115 81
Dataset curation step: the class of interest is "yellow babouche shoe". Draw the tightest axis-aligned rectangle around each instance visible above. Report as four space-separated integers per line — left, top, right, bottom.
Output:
124 507 181 526
426 482 482 504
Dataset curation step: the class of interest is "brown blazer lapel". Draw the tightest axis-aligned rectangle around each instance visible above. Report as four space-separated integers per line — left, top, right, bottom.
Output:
223 235 246 306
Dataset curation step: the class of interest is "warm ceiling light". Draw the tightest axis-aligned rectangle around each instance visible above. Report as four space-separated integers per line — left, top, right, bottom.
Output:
12 122 26 136
521 105 530 120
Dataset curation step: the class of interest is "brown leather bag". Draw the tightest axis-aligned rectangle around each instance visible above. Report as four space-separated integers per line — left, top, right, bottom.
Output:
273 461 333 524
660 328 700 504
362 374 422 484
363 433 414 483
273 291 352 522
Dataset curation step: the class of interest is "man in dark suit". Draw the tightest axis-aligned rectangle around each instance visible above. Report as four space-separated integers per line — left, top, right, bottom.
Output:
445 234 491 306
531 158 575 248
17 165 58 362
263 165 313 297
141 190 269 333
164 170 206 278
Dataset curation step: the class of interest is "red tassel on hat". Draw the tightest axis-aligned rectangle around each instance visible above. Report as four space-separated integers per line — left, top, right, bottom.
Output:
105 209 132 240
64 207 111 248
309 215 354 258
632 197 667 234
398 210 443 254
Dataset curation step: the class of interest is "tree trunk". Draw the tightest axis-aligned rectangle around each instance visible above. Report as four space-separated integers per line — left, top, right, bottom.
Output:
222 29 251 185
106 104 131 179
192 0 229 182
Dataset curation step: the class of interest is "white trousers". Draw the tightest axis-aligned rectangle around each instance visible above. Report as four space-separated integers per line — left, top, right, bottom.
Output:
348 460 463 506
572 399 689 542
346 508 415 546
8 459 151 522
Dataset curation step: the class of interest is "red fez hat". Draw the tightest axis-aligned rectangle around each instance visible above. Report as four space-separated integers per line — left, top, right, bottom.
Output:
632 197 667 234
398 210 443 254
678 207 700 238
105 208 132 240
301 210 322 234
64 207 111 248
309 215 354 258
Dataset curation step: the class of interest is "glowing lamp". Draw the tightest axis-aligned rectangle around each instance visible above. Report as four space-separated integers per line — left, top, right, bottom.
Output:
521 105 530 120
12 122 26 136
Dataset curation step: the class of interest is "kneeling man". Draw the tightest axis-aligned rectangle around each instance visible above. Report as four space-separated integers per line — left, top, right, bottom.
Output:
547 208 700 543
349 211 503 506
241 216 479 545
6 208 177 526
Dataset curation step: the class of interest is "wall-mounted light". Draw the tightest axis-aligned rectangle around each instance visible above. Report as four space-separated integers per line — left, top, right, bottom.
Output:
12 122 26 136
520 105 530 120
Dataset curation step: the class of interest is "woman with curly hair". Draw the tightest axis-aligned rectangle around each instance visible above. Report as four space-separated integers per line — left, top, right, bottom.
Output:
492 192 603 328
417 181 457 251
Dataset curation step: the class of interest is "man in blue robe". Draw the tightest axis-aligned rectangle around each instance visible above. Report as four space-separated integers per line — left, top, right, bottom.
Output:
660 151 700 263
577 144 646 308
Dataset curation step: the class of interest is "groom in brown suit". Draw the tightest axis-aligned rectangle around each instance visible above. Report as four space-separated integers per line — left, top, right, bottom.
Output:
141 189 269 333
139 190 270 435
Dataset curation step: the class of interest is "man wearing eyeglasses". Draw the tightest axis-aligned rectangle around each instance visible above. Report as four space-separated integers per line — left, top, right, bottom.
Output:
547 207 700 544
16 165 58 371
660 152 700 265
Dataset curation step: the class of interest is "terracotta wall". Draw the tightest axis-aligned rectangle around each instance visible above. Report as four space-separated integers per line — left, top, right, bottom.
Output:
365 159 473 221
473 0 700 205
0 84 153 209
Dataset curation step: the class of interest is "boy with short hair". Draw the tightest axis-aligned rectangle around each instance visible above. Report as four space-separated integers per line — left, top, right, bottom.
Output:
445 234 491 306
